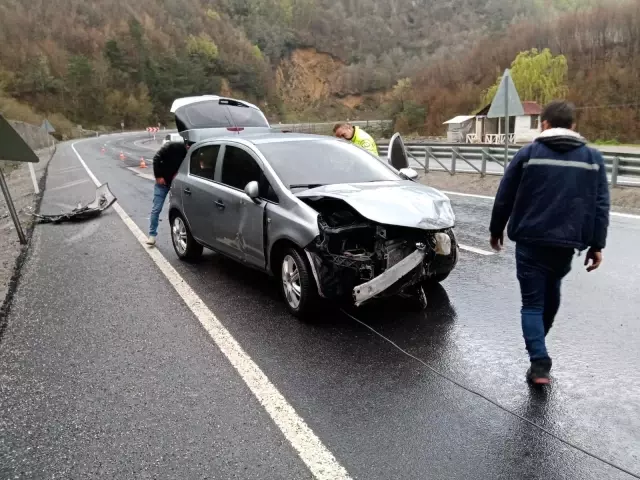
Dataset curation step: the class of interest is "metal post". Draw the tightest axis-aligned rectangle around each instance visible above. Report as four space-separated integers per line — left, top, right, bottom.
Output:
504 83 509 173
424 146 430 173
0 166 27 245
612 156 619 187
451 147 458 175
481 150 487 177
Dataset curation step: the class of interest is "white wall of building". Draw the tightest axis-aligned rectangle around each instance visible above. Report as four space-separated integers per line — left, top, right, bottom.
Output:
514 115 541 143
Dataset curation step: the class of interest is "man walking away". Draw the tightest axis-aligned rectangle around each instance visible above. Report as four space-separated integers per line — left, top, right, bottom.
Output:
489 101 610 385
146 140 188 246
333 123 379 156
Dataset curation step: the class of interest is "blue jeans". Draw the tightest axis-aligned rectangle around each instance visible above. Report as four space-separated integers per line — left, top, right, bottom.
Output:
515 243 574 362
149 183 170 237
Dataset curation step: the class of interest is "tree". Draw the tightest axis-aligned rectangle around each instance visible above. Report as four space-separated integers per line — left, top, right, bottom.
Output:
482 48 569 106
187 34 219 61
66 55 94 120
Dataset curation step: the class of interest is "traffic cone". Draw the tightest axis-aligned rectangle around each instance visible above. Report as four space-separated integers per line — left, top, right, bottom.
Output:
119 152 125 161
139 157 147 168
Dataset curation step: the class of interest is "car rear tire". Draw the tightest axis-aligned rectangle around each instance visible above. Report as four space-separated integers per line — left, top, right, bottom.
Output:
171 212 203 262
279 247 319 319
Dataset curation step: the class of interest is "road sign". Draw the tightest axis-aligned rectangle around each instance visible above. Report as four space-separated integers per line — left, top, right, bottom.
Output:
41 119 56 133
486 69 524 172
487 69 524 118
0 115 38 244
1 115 39 164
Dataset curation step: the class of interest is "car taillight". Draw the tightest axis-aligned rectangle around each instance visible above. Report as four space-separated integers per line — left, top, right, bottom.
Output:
227 127 245 132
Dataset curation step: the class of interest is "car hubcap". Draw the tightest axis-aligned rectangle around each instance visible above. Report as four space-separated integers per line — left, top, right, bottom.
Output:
282 255 301 309
172 217 188 255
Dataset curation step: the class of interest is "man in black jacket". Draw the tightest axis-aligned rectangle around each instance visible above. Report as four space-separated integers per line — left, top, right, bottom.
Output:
489 101 610 385
146 141 188 246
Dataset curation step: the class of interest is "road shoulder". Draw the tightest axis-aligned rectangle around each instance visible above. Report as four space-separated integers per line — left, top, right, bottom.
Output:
0 147 55 336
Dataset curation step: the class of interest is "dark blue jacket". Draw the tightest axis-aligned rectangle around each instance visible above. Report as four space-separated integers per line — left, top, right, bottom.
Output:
490 129 610 251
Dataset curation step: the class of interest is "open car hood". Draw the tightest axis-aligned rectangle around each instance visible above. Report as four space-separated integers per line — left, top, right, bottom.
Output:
296 181 455 230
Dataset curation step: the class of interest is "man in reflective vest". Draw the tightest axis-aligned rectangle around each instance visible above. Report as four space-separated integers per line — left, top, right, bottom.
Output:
333 123 379 156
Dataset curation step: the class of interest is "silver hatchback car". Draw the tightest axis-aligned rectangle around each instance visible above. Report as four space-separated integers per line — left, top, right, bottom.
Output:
168 133 458 318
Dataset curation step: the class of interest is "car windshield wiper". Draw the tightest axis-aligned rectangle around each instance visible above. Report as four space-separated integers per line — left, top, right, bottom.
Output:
289 184 326 190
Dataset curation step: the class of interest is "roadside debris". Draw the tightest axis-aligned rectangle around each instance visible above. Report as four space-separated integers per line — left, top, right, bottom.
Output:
32 184 116 224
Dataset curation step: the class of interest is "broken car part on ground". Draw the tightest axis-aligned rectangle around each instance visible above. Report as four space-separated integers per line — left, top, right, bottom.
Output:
32 184 116 224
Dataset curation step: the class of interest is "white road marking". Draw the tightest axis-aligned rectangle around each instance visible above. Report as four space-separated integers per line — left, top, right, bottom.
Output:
46 178 91 192
71 141 352 480
458 244 495 256
28 162 39 194
443 190 640 220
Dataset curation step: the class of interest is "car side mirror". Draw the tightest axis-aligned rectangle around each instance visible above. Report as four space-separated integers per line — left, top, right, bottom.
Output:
399 168 418 181
244 181 260 203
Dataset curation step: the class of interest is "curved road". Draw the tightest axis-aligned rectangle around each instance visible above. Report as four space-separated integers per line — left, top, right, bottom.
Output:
1 132 639 479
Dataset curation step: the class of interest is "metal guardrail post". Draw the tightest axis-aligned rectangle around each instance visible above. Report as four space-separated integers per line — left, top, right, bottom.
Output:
481 150 487 177
424 146 430 173
611 156 619 187
451 147 458 175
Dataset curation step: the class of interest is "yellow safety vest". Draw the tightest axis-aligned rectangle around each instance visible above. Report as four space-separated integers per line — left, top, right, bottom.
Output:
351 127 378 156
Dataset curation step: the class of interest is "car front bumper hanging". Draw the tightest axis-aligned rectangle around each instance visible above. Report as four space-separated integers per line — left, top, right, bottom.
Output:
352 248 426 307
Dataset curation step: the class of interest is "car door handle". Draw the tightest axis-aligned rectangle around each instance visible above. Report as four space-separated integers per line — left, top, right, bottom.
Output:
183 188 192 195
215 200 225 210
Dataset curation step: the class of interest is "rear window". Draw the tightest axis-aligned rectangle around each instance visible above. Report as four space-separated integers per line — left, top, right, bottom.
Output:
227 106 269 127
176 100 268 129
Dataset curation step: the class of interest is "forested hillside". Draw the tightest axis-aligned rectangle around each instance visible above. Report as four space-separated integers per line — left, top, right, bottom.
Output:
403 1 640 142
0 0 597 132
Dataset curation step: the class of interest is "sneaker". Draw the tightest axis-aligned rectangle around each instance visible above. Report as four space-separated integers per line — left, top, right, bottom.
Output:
146 236 157 246
526 359 552 385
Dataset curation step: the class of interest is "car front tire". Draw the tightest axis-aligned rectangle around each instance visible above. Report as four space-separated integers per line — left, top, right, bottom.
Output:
170 212 203 262
279 247 319 319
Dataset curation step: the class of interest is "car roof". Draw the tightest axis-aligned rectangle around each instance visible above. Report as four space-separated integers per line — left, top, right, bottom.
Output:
234 133 335 145
170 95 261 113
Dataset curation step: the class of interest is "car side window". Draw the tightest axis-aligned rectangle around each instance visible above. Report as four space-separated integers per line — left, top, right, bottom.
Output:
189 145 220 181
220 146 262 190
259 174 279 203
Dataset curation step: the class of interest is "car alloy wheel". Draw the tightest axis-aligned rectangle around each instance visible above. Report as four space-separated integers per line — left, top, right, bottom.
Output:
281 254 302 310
172 216 188 255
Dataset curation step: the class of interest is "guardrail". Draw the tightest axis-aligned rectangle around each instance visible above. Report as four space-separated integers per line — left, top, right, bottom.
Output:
377 142 640 187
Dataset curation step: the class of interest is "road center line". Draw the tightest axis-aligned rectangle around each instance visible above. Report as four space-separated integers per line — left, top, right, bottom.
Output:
442 190 640 220
71 141 351 480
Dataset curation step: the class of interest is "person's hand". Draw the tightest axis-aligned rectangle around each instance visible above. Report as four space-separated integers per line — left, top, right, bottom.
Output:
156 177 166 185
584 248 603 272
490 233 504 251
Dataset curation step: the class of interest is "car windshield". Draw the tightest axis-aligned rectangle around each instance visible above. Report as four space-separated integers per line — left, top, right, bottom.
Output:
257 139 399 189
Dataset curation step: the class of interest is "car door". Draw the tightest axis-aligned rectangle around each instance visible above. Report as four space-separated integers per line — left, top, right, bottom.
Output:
210 144 269 268
181 144 222 246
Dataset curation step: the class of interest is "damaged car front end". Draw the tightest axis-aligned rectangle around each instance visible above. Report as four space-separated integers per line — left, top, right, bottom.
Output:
298 183 458 308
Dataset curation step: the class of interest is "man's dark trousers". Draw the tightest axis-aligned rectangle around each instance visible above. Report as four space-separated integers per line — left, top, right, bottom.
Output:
515 243 575 362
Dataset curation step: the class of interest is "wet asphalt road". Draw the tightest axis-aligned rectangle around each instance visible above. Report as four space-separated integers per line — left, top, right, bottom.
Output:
1 133 639 479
